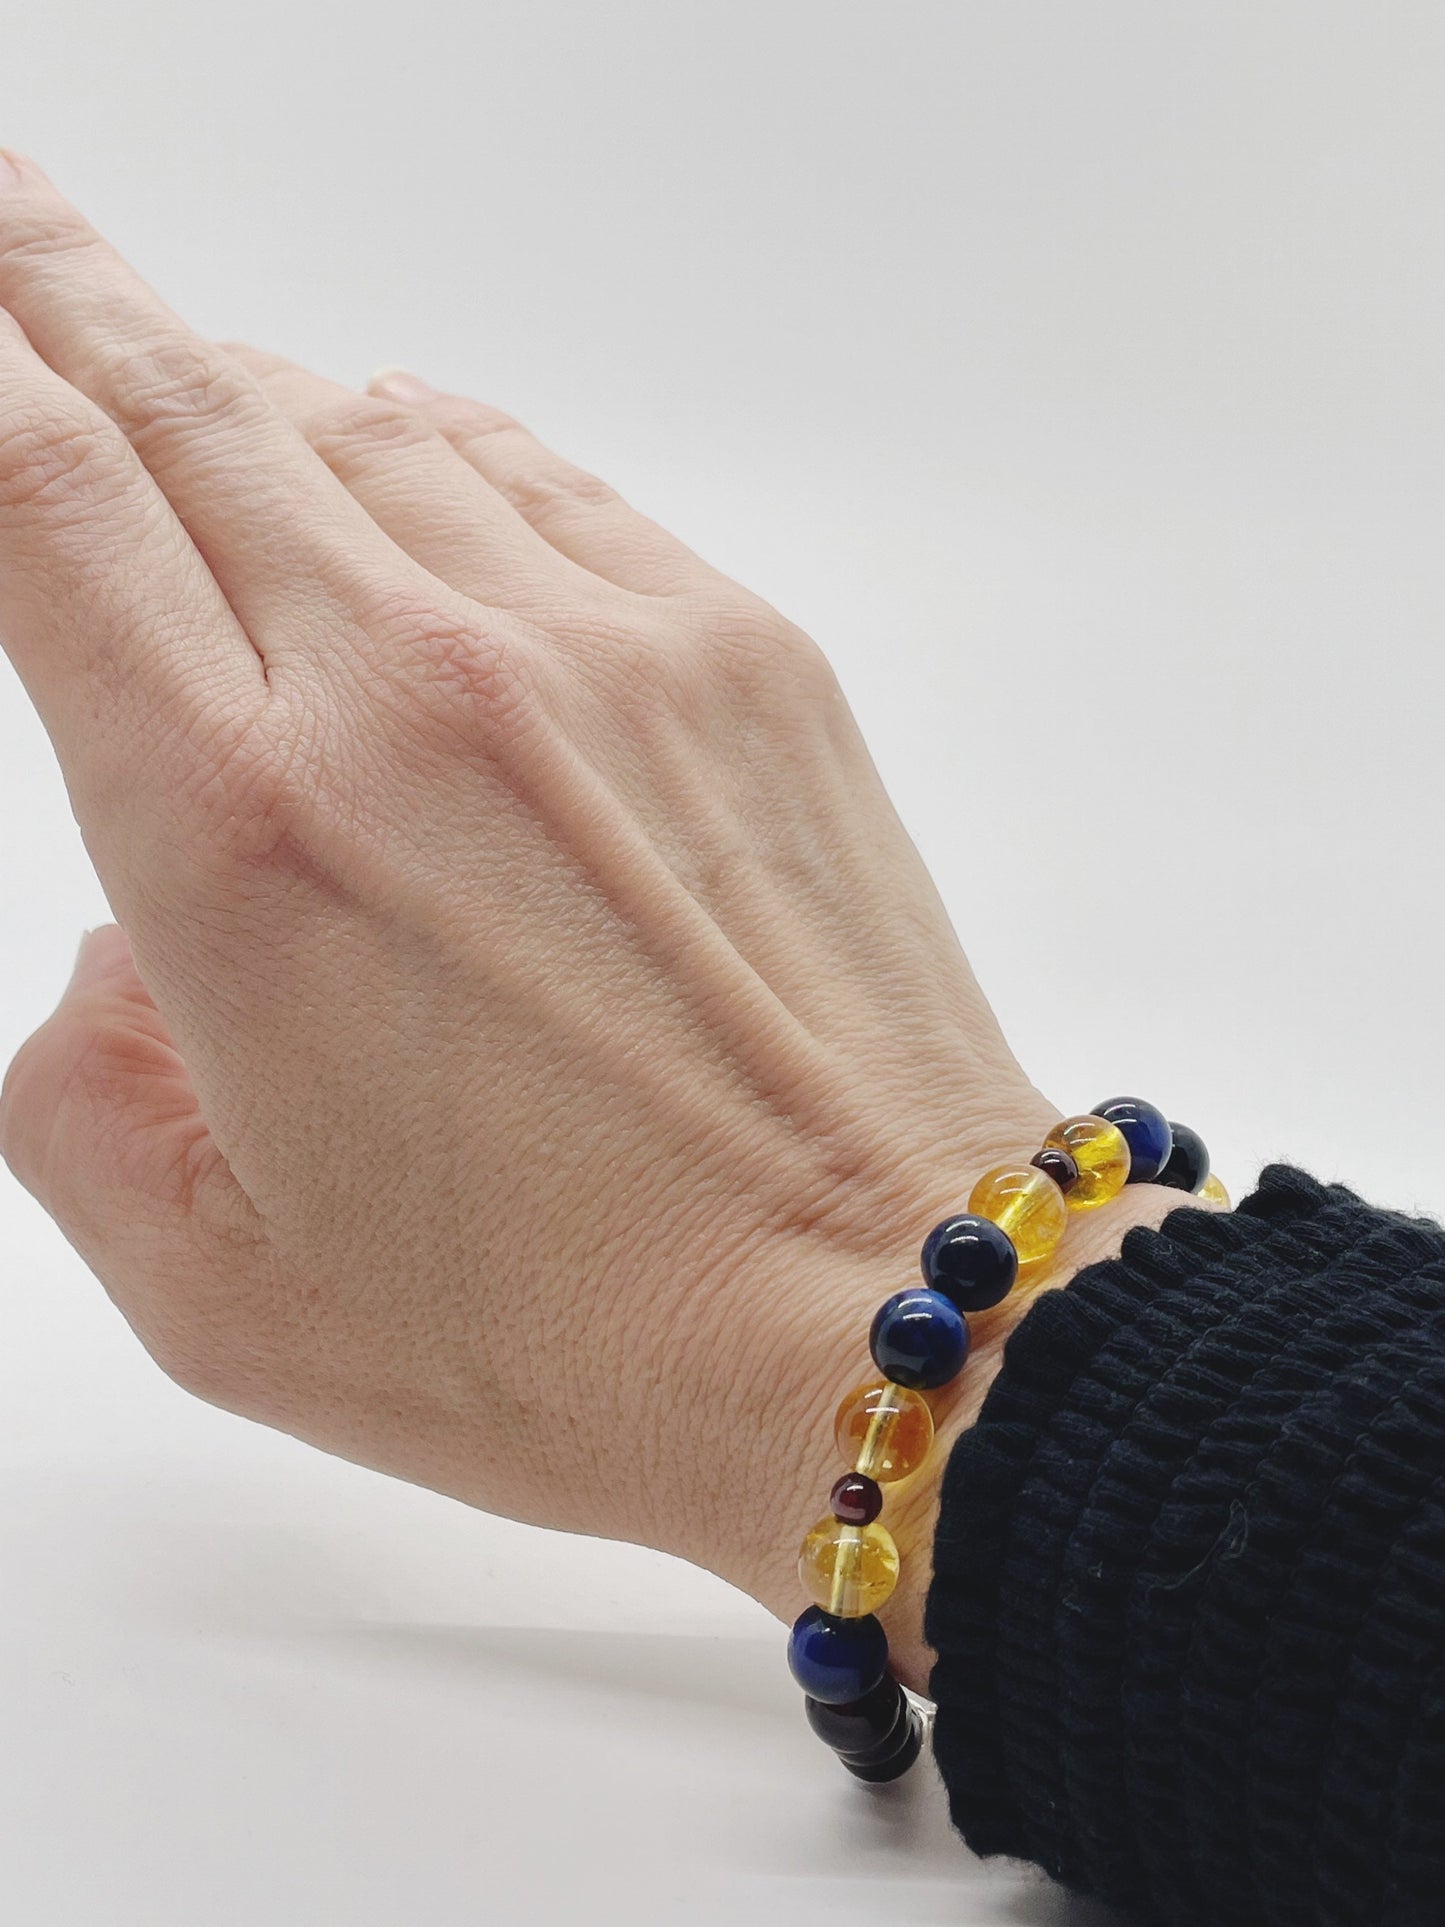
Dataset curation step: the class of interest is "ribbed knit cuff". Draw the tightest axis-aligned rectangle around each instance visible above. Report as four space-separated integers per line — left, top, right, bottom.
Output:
925 1165 1445 1927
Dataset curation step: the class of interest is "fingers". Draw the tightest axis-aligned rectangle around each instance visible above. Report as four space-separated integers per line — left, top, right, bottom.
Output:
0 927 270 1399
366 370 718 597
0 302 265 804
224 344 608 610
0 153 400 646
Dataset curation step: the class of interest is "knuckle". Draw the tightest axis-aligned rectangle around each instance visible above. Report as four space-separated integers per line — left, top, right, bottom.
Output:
58 1019 147 1123
175 714 328 883
443 401 524 445
763 627 841 703
362 586 543 754
497 461 618 519
97 335 258 448
0 196 97 270
216 340 286 375
1 1006 192 1213
407 622 541 753
0 401 124 516
0 1012 159 1206
303 395 438 463
89 693 335 903
692 600 841 703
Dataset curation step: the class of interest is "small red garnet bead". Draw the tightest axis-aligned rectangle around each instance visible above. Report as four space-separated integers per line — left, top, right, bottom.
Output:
829 1471 884 1527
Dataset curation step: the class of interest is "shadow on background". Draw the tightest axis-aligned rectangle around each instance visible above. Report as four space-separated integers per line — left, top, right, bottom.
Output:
309 1619 1131 1923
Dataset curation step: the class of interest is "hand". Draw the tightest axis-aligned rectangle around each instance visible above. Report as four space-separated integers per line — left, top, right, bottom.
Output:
0 157 1199 1688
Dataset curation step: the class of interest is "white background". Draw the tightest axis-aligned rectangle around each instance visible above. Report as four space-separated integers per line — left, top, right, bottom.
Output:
0 4 1440 1921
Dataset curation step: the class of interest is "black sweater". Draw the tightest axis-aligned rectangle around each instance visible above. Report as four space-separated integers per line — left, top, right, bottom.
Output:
925 1165 1445 1927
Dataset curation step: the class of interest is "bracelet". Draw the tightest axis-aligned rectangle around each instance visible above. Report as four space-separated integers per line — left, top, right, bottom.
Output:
786 1095 1226 1784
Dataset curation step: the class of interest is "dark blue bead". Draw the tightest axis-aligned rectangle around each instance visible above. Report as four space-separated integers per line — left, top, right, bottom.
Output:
788 1607 889 1705
805 1676 908 1757
1092 1096 1173 1184
920 1213 1018 1313
869 1287 971 1390
1158 1120 1210 1193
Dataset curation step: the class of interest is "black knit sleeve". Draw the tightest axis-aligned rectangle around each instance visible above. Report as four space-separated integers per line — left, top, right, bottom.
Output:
924 1164 1445 1927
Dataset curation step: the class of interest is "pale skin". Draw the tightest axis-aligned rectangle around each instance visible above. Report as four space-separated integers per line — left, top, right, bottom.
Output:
0 156 1209 1695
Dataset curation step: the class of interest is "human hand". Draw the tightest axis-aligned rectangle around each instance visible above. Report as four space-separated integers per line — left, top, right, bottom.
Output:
0 158 1199 1688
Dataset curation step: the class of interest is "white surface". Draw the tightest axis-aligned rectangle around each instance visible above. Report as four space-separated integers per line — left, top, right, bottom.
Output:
0 4 1441 1921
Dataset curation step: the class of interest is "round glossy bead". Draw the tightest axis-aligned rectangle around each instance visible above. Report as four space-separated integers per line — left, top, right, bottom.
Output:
1201 1171 1231 1208
805 1676 908 1758
787 1606 889 1703
830 1472 883 1527
1158 1120 1210 1193
834 1380 935 1482
1031 1145 1079 1193
798 1516 901 1616
1042 1115 1132 1210
845 1706 925 1782
869 1287 971 1390
920 1213 1019 1312
1092 1096 1174 1184
968 1164 1068 1265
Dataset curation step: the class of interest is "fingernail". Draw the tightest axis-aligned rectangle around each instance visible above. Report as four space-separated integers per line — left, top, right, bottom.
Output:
68 925 120 989
367 366 435 402
0 149 22 186
69 928 105 984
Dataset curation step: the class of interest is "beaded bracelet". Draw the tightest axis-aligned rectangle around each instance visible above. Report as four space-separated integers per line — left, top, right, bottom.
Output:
786 1095 1227 1784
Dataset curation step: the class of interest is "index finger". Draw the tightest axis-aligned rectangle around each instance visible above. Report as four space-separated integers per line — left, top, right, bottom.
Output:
0 301 265 829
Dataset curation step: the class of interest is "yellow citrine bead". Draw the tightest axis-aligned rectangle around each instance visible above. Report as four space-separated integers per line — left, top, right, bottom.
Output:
834 1380 934 1483
1201 1172 1231 1208
968 1163 1068 1265
798 1515 901 1617
1043 1115 1132 1211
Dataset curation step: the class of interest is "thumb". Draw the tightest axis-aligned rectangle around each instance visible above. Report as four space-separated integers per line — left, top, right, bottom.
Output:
0 923 267 1396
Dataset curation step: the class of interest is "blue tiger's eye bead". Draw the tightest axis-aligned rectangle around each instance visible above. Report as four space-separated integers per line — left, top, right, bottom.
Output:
920 1213 1018 1312
869 1286 971 1390
788 1606 890 1704
1091 1096 1174 1184
1158 1120 1210 1193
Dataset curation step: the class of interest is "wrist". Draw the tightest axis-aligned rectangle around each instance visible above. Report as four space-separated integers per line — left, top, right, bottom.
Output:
877 1179 1216 1692
693 1168 1216 1698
